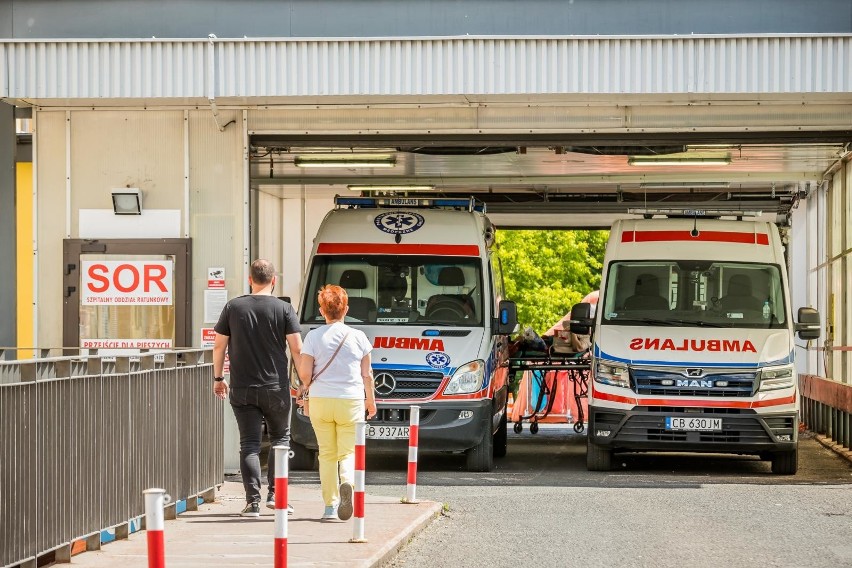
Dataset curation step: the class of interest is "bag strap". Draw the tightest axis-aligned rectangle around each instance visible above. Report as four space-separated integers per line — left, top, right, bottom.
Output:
311 330 352 384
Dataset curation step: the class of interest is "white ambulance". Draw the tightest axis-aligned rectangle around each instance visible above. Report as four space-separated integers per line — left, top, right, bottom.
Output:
290 196 518 472
577 211 820 474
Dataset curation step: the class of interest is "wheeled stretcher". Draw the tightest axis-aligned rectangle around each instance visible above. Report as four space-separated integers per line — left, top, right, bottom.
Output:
508 349 590 434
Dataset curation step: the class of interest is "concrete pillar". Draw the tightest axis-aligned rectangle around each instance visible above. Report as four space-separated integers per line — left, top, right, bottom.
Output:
0 101 15 349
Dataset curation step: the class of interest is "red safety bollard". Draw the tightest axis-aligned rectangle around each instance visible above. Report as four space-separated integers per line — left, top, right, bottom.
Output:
143 488 167 568
350 421 368 543
402 405 420 504
273 445 290 568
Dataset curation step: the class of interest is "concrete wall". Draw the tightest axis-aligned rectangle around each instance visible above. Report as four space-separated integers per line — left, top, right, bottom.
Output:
1 0 850 39
33 109 245 350
0 102 14 348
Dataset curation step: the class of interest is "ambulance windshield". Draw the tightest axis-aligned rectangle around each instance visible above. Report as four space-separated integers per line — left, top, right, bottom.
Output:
302 255 483 326
600 260 787 329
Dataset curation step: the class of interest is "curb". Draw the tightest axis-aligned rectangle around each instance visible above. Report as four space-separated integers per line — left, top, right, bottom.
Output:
813 433 852 464
363 501 443 568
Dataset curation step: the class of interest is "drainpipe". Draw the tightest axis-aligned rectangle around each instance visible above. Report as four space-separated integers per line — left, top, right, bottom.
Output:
207 34 225 132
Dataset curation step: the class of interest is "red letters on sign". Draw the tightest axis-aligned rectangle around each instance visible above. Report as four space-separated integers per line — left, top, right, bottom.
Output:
87 264 110 293
85 262 170 293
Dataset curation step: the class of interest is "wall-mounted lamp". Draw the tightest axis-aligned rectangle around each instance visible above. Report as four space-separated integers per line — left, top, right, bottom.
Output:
111 188 143 215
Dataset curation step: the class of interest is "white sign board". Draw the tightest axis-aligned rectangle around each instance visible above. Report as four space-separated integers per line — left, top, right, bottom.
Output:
81 260 174 305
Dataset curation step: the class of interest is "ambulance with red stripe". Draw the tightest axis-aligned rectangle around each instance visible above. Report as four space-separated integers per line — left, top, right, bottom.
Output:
289 197 518 472
579 211 820 474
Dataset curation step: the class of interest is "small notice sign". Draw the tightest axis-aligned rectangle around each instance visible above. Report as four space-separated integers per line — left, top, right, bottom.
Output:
208 267 225 289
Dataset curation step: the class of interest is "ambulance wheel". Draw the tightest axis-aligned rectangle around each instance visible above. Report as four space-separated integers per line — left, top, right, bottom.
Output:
530 422 539 435
288 441 318 471
770 448 798 475
586 438 613 471
513 422 523 434
466 429 494 472
493 409 508 458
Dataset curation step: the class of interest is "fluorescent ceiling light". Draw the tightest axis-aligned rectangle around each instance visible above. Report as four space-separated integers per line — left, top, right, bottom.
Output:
639 182 732 189
294 154 396 168
348 184 435 192
628 155 731 166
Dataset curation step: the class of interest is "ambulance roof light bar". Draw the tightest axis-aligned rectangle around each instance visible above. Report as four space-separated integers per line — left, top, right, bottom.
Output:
628 208 762 219
335 196 486 213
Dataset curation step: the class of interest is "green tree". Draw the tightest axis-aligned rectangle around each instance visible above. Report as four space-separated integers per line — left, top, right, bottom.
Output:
496 230 608 335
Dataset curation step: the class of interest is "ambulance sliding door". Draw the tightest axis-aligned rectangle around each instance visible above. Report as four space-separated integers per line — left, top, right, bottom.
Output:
62 239 191 352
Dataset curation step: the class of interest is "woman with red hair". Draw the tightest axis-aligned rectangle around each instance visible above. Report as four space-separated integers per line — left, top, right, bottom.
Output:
297 284 377 521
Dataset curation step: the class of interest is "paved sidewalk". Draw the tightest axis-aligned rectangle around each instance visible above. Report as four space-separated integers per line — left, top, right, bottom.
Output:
70 482 441 567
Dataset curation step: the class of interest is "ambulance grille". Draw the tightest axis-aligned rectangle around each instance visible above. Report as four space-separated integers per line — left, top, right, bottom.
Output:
632 368 757 397
373 370 445 399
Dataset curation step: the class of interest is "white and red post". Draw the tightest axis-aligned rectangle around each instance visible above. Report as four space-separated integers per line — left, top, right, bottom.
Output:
143 488 167 568
350 421 367 543
402 405 420 504
273 445 290 568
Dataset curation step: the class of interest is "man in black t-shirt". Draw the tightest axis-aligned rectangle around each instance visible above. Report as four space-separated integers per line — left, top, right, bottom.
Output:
212 259 303 517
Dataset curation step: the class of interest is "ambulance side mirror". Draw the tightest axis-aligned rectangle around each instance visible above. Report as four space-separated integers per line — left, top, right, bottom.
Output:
569 302 595 335
795 307 820 340
495 300 519 335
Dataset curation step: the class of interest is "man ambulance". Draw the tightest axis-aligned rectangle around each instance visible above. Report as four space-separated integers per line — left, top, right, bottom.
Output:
577 210 820 474
290 197 518 472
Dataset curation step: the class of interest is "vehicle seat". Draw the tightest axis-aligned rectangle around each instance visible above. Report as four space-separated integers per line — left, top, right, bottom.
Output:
719 274 763 312
622 273 669 310
425 267 474 321
339 269 376 322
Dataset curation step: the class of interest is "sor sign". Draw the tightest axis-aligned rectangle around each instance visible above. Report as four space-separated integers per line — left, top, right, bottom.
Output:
82 260 174 305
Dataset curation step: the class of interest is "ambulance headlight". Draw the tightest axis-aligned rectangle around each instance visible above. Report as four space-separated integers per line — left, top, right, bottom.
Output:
759 364 796 392
594 359 630 389
444 360 485 395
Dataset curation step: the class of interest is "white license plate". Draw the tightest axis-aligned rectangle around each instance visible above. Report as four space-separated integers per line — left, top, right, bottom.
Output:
665 417 723 432
366 425 410 439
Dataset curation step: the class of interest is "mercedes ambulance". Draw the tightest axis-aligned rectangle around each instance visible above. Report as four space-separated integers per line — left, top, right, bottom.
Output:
578 211 820 474
289 196 518 472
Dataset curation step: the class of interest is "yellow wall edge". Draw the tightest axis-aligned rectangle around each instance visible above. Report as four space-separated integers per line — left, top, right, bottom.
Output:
16 162 33 359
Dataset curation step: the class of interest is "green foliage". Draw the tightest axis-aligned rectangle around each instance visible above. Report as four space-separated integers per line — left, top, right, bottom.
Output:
496 229 608 335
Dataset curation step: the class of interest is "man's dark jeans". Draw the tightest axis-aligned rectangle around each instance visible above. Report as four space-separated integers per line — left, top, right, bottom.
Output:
229 386 291 504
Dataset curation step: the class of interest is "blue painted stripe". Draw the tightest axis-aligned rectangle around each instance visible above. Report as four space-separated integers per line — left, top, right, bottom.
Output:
372 362 455 374
594 345 792 368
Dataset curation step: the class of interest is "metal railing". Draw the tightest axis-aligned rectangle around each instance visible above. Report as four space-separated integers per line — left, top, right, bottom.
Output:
800 374 852 453
0 349 223 568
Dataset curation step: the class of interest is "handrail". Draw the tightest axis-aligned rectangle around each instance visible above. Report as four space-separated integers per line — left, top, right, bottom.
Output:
799 374 852 456
0 348 222 567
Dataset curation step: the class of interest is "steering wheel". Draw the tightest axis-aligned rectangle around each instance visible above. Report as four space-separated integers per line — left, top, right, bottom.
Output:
426 300 467 321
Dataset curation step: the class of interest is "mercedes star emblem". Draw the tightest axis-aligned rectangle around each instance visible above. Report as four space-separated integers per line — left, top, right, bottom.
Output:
374 372 396 397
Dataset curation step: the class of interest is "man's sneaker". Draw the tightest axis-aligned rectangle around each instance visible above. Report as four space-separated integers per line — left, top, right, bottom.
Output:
240 502 260 518
338 482 354 521
321 505 338 521
266 494 295 515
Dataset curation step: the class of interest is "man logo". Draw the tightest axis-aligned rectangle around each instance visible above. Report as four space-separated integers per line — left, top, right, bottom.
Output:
676 379 714 388
374 372 397 397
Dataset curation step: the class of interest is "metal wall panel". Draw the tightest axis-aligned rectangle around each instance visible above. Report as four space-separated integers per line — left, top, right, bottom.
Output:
3 36 852 102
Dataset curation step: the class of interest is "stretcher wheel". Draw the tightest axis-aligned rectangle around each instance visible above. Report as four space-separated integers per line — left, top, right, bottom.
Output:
513 421 523 434
530 422 539 435
573 422 585 433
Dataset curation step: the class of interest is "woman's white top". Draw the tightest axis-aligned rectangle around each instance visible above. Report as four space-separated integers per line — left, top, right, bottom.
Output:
302 321 373 400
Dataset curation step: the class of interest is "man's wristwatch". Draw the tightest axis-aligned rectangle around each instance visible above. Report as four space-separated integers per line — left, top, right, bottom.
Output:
213 376 225 382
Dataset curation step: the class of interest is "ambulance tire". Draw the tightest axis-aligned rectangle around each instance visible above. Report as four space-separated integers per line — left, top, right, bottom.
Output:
586 438 613 471
493 408 508 458
770 448 798 475
289 441 318 471
466 428 494 472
